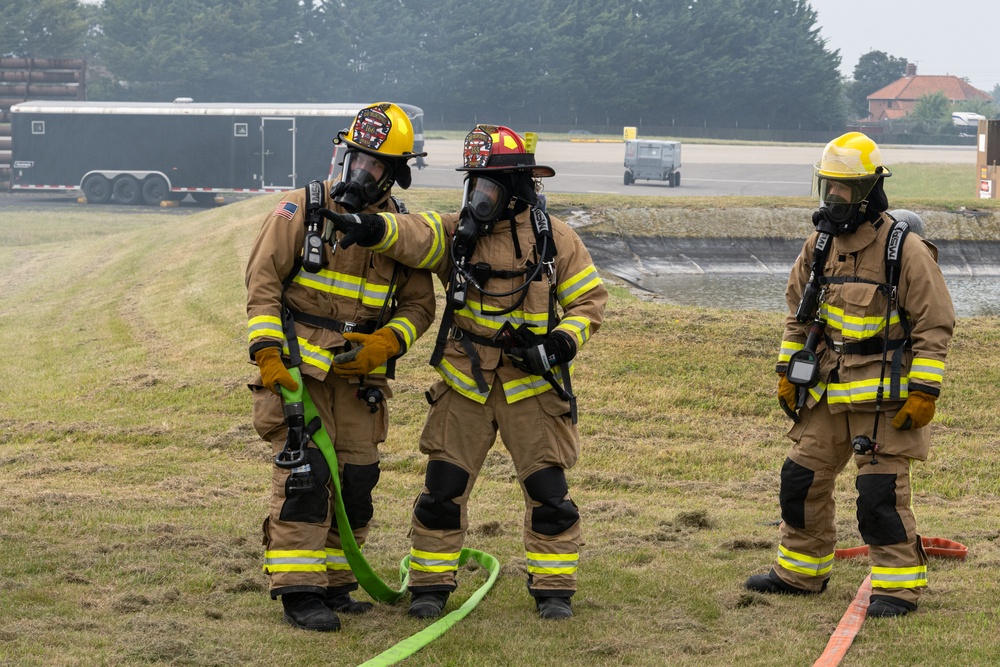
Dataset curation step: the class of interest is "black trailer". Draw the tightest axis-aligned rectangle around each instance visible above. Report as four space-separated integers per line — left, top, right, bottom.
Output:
9 100 425 205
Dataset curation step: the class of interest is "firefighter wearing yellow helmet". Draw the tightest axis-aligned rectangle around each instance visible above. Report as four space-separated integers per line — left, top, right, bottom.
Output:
744 132 955 618
316 124 608 621
245 102 434 631
331 102 427 213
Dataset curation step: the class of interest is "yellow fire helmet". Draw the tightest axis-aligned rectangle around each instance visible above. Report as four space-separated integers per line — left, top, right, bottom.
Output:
335 102 427 160
815 131 891 206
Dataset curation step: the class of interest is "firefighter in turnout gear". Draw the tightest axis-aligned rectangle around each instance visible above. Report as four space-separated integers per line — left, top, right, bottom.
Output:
744 132 955 618
246 103 434 631
319 125 608 620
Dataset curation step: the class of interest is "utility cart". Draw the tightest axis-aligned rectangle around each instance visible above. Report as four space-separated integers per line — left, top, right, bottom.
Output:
623 139 681 187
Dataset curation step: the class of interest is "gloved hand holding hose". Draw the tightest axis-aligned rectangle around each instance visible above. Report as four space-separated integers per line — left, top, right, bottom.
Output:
254 346 299 394
318 209 385 249
332 327 402 377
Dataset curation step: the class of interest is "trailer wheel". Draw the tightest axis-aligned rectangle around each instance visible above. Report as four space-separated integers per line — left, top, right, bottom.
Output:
141 176 169 206
624 170 633 186
191 192 217 205
112 175 141 205
673 172 681 187
82 175 111 204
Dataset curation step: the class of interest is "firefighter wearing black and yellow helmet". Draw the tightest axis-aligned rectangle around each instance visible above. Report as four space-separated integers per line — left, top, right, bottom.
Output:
318 125 609 620
245 102 434 631
744 132 955 618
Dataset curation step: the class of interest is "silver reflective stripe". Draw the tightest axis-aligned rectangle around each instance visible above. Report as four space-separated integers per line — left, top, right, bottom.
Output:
410 555 459 569
526 556 577 569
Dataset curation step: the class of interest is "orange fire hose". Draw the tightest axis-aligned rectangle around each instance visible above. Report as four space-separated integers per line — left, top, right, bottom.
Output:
811 537 968 667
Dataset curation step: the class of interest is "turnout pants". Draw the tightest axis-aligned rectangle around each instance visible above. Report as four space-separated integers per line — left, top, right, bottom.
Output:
408 381 582 599
774 396 930 606
251 372 388 598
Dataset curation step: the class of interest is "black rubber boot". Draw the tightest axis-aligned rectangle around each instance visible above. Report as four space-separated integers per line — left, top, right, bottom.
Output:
744 568 826 595
282 592 341 632
867 596 916 618
325 590 374 614
408 591 450 619
537 596 573 620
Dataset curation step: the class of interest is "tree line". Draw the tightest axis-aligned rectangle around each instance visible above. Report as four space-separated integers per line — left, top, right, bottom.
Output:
3 0 997 131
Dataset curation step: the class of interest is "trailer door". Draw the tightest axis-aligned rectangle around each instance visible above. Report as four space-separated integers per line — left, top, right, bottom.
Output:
261 117 295 189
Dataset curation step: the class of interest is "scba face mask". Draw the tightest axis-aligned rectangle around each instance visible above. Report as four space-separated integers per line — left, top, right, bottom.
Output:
463 175 510 229
334 151 391 213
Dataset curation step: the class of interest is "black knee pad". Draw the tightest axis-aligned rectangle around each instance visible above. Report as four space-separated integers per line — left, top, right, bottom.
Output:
523 467 580 536
779 457 814 530
414 460 469 531
856 474 907 546
279 448 331 523
341 462 380 530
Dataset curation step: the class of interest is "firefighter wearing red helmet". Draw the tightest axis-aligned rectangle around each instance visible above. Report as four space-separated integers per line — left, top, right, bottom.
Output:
245 102 435 631
318 124 608 620
744 132 955 618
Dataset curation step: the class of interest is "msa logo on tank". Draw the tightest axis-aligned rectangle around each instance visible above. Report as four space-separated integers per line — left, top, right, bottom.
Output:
463 127 494 168
352 104 392 151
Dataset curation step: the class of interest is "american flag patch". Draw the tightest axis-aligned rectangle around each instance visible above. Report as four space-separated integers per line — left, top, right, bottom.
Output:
272 201 298 220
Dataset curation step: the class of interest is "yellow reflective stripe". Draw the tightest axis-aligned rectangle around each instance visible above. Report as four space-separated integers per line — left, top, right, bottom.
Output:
819 304 901 340
248 315 285 343
292 268 392 308
526 551 579 575
827 377 909 404
871 565 927 589
808 381 827 402
777 545 834 577
409 548 461 573
778 340 804 363
453 298 550 334
416 211 447 269
557 266 603 306
436 359 489 403
284 337 334 373
325 547 352 571
910 357 945 383
554 316 591 347
371 212 399 253
263 549 327 573
502 364 573 403
387 317 417 350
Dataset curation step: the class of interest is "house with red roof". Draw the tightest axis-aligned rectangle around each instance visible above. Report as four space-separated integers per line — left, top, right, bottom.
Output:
866 63 990 122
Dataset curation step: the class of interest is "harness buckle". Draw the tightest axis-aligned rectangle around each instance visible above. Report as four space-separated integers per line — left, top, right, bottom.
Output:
831 339 845 354
342 321 357 333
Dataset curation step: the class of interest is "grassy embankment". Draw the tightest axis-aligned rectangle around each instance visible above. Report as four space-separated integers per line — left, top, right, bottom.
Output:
2 178 1000 666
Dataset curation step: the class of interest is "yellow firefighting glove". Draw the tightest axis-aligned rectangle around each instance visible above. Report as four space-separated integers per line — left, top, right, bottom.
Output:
892 390 937 430
778 372 798 416
332 328 401 377
254 346 298 395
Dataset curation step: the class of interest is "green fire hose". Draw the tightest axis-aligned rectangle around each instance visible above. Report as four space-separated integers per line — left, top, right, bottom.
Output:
280 367 500 665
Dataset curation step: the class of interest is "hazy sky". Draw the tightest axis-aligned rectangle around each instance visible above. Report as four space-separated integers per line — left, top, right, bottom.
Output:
808 0 1000 93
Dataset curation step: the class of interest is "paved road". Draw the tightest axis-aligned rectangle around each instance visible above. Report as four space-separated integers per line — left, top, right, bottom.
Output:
409 140 977 198
1 141 976 210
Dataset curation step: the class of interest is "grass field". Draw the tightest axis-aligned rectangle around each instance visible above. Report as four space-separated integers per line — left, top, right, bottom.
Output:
2 187 1000 666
